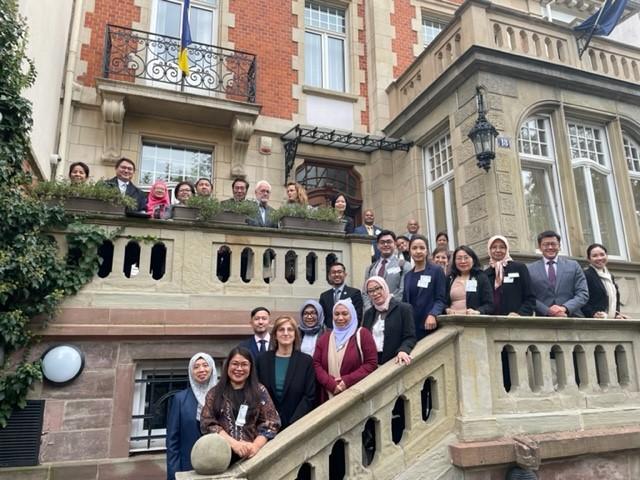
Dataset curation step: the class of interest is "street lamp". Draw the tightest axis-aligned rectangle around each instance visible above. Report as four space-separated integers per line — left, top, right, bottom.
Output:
467 87 498 172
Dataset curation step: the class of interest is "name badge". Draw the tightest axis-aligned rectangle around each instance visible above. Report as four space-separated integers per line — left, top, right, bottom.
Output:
387 266 401 274
374 229 381 236
503 277 514 284
508 272 520 278
236 404 248 427
466 279 478 292
418 275 431 288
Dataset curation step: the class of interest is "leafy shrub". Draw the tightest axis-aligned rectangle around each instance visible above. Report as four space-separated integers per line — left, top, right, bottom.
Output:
31 180 137 209
269 204 340 223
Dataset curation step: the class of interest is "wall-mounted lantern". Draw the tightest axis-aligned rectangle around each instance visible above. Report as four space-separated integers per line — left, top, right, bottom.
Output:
467 86 499 172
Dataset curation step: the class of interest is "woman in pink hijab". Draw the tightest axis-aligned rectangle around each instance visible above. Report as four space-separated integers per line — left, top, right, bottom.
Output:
146 180 171 219
485 235 536 316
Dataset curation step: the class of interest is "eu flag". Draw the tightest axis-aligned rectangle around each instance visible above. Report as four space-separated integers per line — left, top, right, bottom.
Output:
178 0 192 75
574 0 628 37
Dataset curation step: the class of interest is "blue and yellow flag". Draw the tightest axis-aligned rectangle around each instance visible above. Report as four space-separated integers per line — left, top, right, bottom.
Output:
178 0 192 75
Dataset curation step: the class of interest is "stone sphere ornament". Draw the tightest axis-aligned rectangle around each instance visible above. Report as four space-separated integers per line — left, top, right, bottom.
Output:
191 433 232 475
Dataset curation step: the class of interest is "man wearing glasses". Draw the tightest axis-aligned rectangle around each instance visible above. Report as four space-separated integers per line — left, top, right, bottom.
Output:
528 230 588 317
103 157 147 211
319 262 363 328
363 230 412 310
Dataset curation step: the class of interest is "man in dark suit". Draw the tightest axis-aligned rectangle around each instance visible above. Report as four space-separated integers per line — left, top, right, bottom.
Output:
103 157 147 211
353 209 382 261
527 230 589 317
319 262 363 328
238 306 271 359
247 180 277 228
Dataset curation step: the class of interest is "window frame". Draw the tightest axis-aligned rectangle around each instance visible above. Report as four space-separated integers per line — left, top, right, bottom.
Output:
518 115 568 253
423 132 457 248
421 14 447 48
567 120 627 259
304 1 349 92
623 133 640 227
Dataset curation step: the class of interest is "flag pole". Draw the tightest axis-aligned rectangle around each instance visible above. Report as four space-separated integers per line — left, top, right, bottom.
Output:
576 0 611 59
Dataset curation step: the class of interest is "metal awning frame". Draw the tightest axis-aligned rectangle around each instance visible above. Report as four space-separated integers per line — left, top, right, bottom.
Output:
281 124 413 181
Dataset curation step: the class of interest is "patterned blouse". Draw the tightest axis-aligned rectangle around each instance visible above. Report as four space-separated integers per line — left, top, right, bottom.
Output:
200 383 280 442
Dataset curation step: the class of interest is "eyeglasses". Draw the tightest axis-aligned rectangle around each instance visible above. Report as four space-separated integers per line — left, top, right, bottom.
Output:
378 240 394 245
303 310 317 317
366 286 383 295
456 256 472 261
229 361 250 369
540 242 559 248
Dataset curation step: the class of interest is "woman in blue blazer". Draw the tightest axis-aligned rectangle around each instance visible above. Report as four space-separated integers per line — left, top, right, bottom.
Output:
166 353 217 480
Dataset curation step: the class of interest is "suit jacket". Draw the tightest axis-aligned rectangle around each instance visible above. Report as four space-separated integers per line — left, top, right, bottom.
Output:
527 256 589 317
402 263 446 339
485 261 536 316
103 177 147 212
353 224 382 260
247 203 277 228
319 285 364 328
256 350 316 429
362 298 416 364
445 271 494 314
165 388 201 480
312 328 378 404
364 255 412 310
583 266 621 318
238 336 268 360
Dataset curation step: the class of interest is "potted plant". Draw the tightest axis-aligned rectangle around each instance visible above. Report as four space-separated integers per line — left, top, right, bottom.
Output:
185 197 257 225
270 204 344 233
31 181 136 214
216 199 258 224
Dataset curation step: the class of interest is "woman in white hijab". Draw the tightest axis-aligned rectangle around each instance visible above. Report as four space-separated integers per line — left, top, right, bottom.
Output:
166 352 217 480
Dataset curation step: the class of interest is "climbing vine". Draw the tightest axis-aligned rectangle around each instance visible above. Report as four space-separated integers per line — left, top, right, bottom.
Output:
0 0 111 426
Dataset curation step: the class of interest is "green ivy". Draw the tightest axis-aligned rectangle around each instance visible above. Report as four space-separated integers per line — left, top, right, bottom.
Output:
0 0 111 427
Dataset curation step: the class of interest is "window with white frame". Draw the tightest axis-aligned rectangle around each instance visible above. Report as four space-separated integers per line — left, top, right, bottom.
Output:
623 134 640 226
518 116 567 251
422 16 446 47
130 362 188 452
304 1 347 92
424 133 457 247
568 121 625 257
139 142 213 187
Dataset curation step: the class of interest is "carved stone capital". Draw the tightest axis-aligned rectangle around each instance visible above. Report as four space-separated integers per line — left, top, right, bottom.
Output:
230 115 255 177
100 93 126 164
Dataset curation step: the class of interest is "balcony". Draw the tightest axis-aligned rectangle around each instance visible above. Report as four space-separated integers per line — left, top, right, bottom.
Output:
96 25 260 144
386 0 640 126
43 216 371 339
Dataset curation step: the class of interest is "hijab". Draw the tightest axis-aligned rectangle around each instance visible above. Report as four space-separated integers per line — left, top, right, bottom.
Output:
487 235 513 289
299 299 325 336
146 180 170 216
332 299 358 350
188 352 218 420
365 276 392 312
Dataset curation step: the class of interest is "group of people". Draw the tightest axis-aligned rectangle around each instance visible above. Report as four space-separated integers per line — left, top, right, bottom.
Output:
166 226 624 479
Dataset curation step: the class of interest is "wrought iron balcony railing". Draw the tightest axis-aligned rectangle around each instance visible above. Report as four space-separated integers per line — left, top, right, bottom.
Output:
103 25 257 103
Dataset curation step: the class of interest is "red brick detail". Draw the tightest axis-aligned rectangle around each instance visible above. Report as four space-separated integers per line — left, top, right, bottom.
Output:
78 0 141 86
228 0 298 119
357 0 369 130
391 0 418 79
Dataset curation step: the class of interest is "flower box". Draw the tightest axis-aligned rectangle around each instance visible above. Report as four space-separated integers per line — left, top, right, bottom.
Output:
48 197 125 215
279 216 345 233
212 211 249 225
171 205 199 221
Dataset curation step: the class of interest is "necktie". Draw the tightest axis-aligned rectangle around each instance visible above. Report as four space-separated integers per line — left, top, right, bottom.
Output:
334 288 341 303
120 182 127 195
377 258 387 277
547 260 556 288
259 339 266 353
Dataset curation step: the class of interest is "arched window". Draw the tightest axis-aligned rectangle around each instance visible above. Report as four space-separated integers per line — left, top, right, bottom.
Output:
518 116 566 251
623 134 640 228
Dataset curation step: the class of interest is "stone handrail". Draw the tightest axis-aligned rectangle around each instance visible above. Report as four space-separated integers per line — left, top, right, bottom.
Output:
45 216 370 337
177 326 460 479
387 0 640 118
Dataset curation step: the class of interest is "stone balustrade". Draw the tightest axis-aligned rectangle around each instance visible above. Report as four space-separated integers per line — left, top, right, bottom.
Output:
44 216 370 337
387 0 640 118
178 316 640 479
177 326 460 480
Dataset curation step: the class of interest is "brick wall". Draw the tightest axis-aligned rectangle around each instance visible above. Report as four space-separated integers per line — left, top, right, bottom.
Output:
79 0 141 86
229 0 298 119
391 0 417 79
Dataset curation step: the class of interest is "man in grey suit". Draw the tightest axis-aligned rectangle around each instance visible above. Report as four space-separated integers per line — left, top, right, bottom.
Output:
363 230 412 310
527 230 589 317
247 180 277 228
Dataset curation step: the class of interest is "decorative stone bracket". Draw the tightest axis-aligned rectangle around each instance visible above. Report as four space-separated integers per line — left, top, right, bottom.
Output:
230 115 255 177
100 93 126 164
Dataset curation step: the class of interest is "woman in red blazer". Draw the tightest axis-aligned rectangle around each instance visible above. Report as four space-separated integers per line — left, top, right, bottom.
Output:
313 299 377 404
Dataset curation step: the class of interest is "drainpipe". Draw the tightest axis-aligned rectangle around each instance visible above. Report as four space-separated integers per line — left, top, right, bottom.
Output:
56 0 84 180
